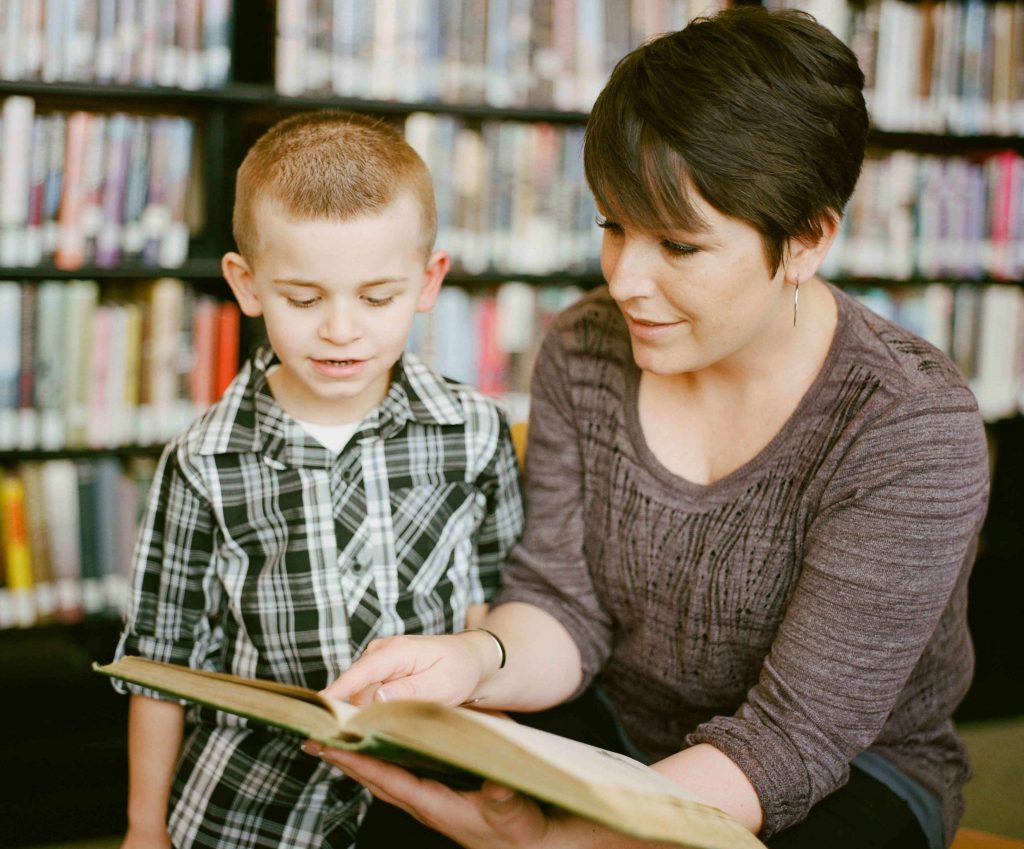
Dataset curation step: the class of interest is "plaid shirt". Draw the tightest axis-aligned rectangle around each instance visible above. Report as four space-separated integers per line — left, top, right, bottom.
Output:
115 347 524 849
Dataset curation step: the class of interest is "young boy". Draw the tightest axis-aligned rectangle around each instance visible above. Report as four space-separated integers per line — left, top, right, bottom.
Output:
112 111 524 849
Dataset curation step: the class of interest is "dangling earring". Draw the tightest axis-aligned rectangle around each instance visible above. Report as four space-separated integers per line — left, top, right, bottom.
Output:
792 280 800 328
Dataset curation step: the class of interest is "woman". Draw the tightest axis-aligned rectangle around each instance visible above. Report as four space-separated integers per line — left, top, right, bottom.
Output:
308 7 989 848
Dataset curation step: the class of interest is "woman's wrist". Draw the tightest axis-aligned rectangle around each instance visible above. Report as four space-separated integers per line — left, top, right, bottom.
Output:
457 627 507 689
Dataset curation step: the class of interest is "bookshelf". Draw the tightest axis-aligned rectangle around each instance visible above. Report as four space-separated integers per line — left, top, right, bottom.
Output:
0 0 1022 844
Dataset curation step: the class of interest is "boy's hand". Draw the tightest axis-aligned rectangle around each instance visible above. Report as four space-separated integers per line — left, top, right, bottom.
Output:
323 631 502 706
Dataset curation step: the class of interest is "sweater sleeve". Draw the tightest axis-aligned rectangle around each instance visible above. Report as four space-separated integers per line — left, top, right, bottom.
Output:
687 390 989 836
493 325 615 686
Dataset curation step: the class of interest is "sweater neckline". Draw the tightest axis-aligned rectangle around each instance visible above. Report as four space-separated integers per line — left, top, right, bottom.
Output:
622 282 851 497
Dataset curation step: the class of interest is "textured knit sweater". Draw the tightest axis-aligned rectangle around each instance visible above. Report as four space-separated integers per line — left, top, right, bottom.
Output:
494 284 989 844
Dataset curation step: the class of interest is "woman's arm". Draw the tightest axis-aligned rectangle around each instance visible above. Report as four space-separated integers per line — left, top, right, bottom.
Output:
121 694 184 849
323 600 584 711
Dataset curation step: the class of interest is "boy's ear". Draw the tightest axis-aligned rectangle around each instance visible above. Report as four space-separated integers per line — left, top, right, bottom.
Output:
222 251 264 317
783 213 839 284
416 249 451 313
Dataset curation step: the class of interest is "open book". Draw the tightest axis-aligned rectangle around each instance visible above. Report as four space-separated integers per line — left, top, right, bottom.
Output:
95 656 765 849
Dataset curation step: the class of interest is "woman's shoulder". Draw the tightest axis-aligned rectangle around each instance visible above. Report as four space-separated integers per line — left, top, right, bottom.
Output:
831 285 979 412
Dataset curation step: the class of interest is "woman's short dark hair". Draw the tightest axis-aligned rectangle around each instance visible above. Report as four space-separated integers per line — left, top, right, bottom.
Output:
584 6 868 274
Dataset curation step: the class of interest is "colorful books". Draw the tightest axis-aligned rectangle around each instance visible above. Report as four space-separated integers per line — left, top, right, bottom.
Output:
1 0 233 88
0 97 198 272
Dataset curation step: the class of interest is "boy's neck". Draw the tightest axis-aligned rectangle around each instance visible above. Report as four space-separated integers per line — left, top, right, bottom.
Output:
265 362 394 426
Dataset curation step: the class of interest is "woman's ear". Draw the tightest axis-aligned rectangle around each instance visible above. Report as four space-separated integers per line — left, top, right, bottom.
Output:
784 213 840 284
222 251 264 317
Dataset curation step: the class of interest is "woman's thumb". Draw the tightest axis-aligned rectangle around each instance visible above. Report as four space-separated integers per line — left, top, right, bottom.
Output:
479 781 546 840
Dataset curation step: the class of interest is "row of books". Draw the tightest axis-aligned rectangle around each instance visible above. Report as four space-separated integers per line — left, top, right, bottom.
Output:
848 283 1024 422
0 455 155 629
275 0 726 110
821 149 1024 282
0 96 198 271
405 113 600 275
778 0 1024 137
0 0 233 90
410 281 585 423
0 278 239 452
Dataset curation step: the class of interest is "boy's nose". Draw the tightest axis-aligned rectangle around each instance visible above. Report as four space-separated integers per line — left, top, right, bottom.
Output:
319 308 361 344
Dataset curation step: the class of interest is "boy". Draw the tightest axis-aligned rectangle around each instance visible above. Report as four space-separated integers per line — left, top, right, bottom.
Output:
112 111 524 849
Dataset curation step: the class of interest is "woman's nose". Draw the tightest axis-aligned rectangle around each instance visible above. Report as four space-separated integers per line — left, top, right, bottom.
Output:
604 237 655 303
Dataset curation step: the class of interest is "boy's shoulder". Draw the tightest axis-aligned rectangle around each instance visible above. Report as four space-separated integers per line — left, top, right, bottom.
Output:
166 350 270 460
399 352 511 431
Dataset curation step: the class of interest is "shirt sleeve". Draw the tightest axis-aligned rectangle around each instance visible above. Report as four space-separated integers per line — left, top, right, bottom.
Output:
686 391 989 836
114 442 223 696
494 326 616 686
468 410 525 604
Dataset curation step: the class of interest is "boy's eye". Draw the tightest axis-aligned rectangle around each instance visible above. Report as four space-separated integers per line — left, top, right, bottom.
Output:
364 295 396 307
595 215 623 233
287 297 319 308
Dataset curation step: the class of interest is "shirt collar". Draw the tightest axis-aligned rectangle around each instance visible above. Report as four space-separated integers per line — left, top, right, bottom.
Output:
196 348 466 466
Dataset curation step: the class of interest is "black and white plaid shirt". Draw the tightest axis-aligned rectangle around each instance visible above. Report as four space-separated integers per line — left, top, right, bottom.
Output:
116 346 524 849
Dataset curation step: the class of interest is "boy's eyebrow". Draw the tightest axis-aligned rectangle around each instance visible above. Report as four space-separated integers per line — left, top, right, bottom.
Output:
271 276 408 288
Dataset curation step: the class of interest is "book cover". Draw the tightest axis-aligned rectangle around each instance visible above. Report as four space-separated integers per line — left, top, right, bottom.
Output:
95 656 766 849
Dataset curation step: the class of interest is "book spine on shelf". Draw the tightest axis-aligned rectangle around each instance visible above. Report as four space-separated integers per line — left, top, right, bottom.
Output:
0 471 35 627
0 96 35 267
16 284 37 450
0 282 22 452
214 300 240 400
202 0 233 87
41 459 83 623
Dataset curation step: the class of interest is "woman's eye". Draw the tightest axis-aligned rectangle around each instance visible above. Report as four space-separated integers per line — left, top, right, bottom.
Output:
595 215 623 233
661 240 698 257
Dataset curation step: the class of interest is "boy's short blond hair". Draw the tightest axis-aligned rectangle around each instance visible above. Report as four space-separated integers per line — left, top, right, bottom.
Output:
233 110 438 263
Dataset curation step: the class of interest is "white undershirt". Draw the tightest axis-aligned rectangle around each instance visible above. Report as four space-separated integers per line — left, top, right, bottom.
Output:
293 417 361 454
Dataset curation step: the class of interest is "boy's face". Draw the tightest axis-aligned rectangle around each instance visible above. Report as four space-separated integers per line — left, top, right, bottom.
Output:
223 193 448 425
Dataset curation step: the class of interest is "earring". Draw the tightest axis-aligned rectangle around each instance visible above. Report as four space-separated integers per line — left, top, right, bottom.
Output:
792 280 800 328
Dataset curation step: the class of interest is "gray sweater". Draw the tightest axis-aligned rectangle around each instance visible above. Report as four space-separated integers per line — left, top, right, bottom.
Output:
495 284 989 843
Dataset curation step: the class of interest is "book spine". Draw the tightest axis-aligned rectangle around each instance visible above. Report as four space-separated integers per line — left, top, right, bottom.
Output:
55 110 92 271
214 299 240 400
0 95 35 267
0 282 22 451
202 0 233 87
41 459 83 622
17 283 38 449
0 472 36 627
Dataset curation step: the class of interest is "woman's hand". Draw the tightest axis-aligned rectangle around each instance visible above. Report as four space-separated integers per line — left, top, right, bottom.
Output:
303 744 658 849
321 631 501 706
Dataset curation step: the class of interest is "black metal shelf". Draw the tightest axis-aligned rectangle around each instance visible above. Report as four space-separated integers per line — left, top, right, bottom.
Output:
0 258 226 280
830 274 1024 288
868 128 1024 154
0 78 591 124
0 444 164 463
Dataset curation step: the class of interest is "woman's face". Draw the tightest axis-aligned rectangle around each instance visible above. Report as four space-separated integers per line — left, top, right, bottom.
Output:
599 189 792 378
